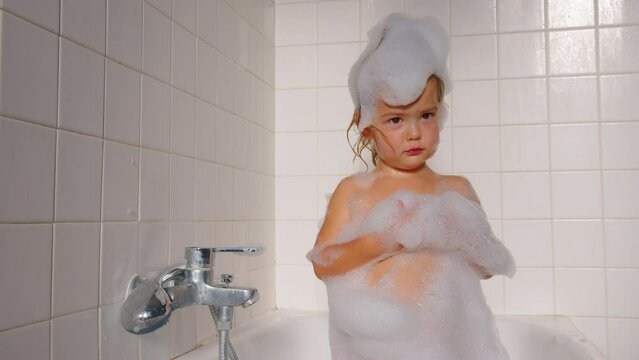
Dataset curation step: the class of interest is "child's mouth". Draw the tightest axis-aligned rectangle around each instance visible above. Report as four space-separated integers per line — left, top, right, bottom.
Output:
405 148 424 155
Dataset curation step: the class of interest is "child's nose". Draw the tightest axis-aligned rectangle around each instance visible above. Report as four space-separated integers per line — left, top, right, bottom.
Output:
407 120 421 140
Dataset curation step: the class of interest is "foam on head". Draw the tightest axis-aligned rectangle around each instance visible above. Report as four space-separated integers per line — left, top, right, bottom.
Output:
348 13 451 132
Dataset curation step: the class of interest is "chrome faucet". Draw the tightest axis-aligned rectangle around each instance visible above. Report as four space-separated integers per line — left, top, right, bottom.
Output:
121 246 260 335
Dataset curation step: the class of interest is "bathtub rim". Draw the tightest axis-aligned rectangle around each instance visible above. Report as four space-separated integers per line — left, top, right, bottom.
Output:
176 309 607 360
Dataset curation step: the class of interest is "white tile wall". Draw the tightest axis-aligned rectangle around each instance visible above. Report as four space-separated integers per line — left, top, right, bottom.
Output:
273 4 639 358
0 1 276 359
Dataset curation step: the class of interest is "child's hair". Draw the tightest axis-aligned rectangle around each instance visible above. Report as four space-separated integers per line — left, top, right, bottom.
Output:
347 74 446 169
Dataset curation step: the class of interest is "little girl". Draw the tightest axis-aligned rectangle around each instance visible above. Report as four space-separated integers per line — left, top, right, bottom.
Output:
307 14 516 360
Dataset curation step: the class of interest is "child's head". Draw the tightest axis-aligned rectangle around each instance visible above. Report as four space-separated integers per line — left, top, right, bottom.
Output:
346 14 450 169
349 75 445 170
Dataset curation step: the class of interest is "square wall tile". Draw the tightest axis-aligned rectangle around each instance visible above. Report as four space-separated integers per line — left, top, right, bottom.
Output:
498 32 546 78
451 35 497 80
276 265 318 309
172 22 196 94
102 141 139 221
139 222 170 273
276 221 316 265
600 74 639 121
607 269 639 317
172 0 196 33
607 319 639 360
249 29 265 81
551 172 602 219
265 42 277 88
217 0 236 59
605 219 639 268
0 12 58 126
550 124 599 170
502 172 551 219
0 118 56 222
53 224 100 316
215 110 235 165
452 126 500 172
58 38 105 137
452 80 499 126
234 66 251 121
195 99 217 162
504 268 554 314
0 321 49 360
196 162 217 221
147 0 171 16
318 131 362 175
143 3 171 83
234 117 251 170
141 75 171 151
215 166 234 221
430 127 453 173
100 223 138 305
276 89 317 132
61 0 106 53
599 0 639 25
2 0 60 32
100 302 139 360
171 88 196 157
603 171 639 218
169 304 196 358
318 87 356 131
463 173 502 218
140 149 170 221
548 0 594 28
233 169 250 220
405 0 450 31
276 2 316 46
497 0 544 32
548 29 596 75
275 133 317 176
276 45 317 88
51 309 98 360
170 156 196 221
502 220 552 267
0 225 52 331
169 222 195 264
55 131 102 222
216 55 235 112
500 125 549 171
197 0 219 47
249 124 265 173
317 43 361 87
499 78 548 125
450 0 496 35
104 60 141 145
555 268 605 316
276 176 317 220
196 39 218 104
549 77 598 123
602 122 639 169
600 26 639 74
360 0 403 37
317 1 359 43
107 0 143 70
553 220 604 267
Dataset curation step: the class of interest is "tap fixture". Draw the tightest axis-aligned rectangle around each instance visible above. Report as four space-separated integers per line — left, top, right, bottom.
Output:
121 246 260 335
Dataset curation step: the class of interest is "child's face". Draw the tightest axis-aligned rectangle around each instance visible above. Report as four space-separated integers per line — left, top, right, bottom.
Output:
368 77 440 171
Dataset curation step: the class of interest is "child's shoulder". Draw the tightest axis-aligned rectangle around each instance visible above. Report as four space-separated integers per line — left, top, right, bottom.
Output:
436 175 480 203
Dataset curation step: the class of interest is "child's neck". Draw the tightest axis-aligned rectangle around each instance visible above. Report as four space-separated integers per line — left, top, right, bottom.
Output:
375 161 437 179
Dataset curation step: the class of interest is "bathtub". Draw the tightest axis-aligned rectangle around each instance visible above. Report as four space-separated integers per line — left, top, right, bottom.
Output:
177 309 606 360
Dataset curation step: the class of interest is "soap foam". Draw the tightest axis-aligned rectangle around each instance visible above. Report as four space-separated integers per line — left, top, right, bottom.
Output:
310 187 515 360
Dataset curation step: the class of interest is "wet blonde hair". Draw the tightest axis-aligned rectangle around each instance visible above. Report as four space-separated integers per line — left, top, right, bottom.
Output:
347 75 446 169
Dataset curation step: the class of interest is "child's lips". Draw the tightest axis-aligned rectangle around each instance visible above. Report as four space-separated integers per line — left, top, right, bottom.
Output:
405 148 424 155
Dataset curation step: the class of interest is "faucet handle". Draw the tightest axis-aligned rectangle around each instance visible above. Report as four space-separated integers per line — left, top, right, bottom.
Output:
185 247 261 269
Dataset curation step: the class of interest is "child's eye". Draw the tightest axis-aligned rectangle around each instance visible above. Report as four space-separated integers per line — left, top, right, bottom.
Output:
421 112 435 121
388 117 402 125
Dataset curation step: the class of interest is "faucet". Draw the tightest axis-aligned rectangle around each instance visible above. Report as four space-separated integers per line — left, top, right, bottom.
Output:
121 246 260 335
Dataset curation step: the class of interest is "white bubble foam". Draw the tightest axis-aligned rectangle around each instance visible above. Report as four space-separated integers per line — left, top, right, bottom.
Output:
310 187 516 360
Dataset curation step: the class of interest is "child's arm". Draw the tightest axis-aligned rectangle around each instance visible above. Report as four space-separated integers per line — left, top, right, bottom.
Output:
445 176 516 278
309 178 402 279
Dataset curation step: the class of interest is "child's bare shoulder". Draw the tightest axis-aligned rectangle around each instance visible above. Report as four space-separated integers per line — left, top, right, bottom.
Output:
437 175 480 203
